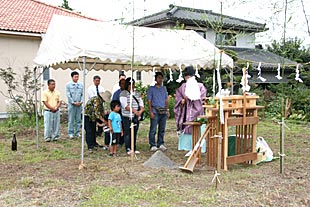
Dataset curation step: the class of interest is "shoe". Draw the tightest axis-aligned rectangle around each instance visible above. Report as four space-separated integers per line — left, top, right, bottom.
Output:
69 135 74 139
95 143 104 148
127 150 134 155
185 150 192 157
134 150 140 154
103 146 109 151
159 145 167 151
45 138 51 142
109 153 114 157
88 148 96 153
150 146 158 152
53 137 59 141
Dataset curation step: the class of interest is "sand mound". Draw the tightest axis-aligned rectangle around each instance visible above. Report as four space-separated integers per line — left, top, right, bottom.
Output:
143 150 178 169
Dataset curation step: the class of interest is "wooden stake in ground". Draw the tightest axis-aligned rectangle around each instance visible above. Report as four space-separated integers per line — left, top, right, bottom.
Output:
131 122 135 162
211 132 222 189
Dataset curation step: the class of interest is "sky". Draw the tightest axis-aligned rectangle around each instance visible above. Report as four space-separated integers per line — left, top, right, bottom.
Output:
40 0 310 46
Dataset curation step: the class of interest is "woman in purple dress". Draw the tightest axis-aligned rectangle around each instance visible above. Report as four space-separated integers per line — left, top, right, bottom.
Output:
174 66 206 155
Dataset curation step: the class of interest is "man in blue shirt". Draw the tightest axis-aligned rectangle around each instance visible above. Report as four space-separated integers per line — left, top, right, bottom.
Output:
66 71 83 139
147 72 170 152
112 78 126 101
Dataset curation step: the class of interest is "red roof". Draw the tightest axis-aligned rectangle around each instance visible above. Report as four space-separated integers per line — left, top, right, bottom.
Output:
0 0 97 34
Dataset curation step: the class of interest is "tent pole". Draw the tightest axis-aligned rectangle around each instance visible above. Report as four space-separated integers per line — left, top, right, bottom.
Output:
130 0 135 162
79 56 86 170
34 66 39 149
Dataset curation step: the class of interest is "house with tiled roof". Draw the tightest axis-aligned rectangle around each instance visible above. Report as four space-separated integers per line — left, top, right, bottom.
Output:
0 0 98 114
0 0 151 115
129 4 297 84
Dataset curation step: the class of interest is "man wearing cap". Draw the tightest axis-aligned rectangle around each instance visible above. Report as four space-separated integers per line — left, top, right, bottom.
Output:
84 91 111 151
42 79 62 142
174 66 206 156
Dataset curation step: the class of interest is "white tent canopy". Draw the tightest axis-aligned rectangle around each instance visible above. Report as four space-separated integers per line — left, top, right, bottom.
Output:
33 14 234 167
34 15 233 70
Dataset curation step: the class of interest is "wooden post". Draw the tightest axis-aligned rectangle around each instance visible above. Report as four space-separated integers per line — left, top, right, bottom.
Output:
131 122 134 162
223 111 229 171
281 117 285 174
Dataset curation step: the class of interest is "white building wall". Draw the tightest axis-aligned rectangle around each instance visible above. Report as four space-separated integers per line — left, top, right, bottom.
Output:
236 32 255 48
0 34 153 115
205 29 216 45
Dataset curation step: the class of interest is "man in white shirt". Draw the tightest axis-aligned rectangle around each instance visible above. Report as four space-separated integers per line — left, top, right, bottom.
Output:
87 75 105 99
111 73 126 98
87 75 105 141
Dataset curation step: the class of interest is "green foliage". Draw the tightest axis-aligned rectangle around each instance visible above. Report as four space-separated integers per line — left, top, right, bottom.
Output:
82 185 179 206
224 49 239 62
267 38 310 64
135 81 149 118
173 20 185 30
0 67 40 117
60 0 73 11
168 96 175 119
252 83 310 121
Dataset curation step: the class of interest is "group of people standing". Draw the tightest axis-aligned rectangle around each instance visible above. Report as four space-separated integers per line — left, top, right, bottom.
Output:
41 70 173 157
41 65 206 157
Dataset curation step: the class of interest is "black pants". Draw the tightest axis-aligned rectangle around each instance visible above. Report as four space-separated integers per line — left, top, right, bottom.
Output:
104 131 110 146
123 116 139 152
84 116 97 149
96 119 103 137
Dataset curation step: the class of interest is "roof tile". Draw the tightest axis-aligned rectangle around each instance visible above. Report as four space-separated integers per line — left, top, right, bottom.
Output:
0 0 97 34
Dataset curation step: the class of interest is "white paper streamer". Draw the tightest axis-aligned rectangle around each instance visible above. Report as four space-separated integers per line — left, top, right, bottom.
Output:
295 64 303 83
150 67 156 86
257 62 266 82
216 60 224 124
195 65 200 78
275 63 282 80
167 68 173 83
240 67 250 92
185 76 201 100
176 65 184 83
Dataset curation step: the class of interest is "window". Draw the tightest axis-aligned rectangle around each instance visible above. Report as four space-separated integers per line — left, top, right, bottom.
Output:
136 71 142 81
216 33 236 46
43 67 50 80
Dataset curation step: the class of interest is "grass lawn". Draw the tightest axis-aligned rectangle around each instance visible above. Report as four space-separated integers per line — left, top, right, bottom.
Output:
0 118 309 207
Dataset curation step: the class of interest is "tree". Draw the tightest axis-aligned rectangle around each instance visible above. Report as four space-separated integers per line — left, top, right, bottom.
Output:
61 0 73 11
0 67 41 117
267 37 310 64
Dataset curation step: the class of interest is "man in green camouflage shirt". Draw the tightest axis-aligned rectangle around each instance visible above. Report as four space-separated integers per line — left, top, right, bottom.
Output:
84 91 111 151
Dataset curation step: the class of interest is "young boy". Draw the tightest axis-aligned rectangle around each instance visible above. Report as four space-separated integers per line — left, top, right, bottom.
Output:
108 100 123 156
102 114 110 151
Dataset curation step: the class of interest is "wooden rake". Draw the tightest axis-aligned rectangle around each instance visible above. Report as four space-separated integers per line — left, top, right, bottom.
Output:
179 124 211 173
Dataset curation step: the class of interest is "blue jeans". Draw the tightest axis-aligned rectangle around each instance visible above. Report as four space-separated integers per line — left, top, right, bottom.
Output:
44 110 60 140
68 104 82 137
148 113 167 147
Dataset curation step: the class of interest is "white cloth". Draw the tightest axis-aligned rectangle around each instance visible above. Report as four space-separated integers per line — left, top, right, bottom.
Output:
185 76 200 101
87 85 105 99
120 91 144 109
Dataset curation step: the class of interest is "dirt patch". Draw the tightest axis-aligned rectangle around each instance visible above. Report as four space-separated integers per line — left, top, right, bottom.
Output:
0 119 309 206
143 150 178 169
